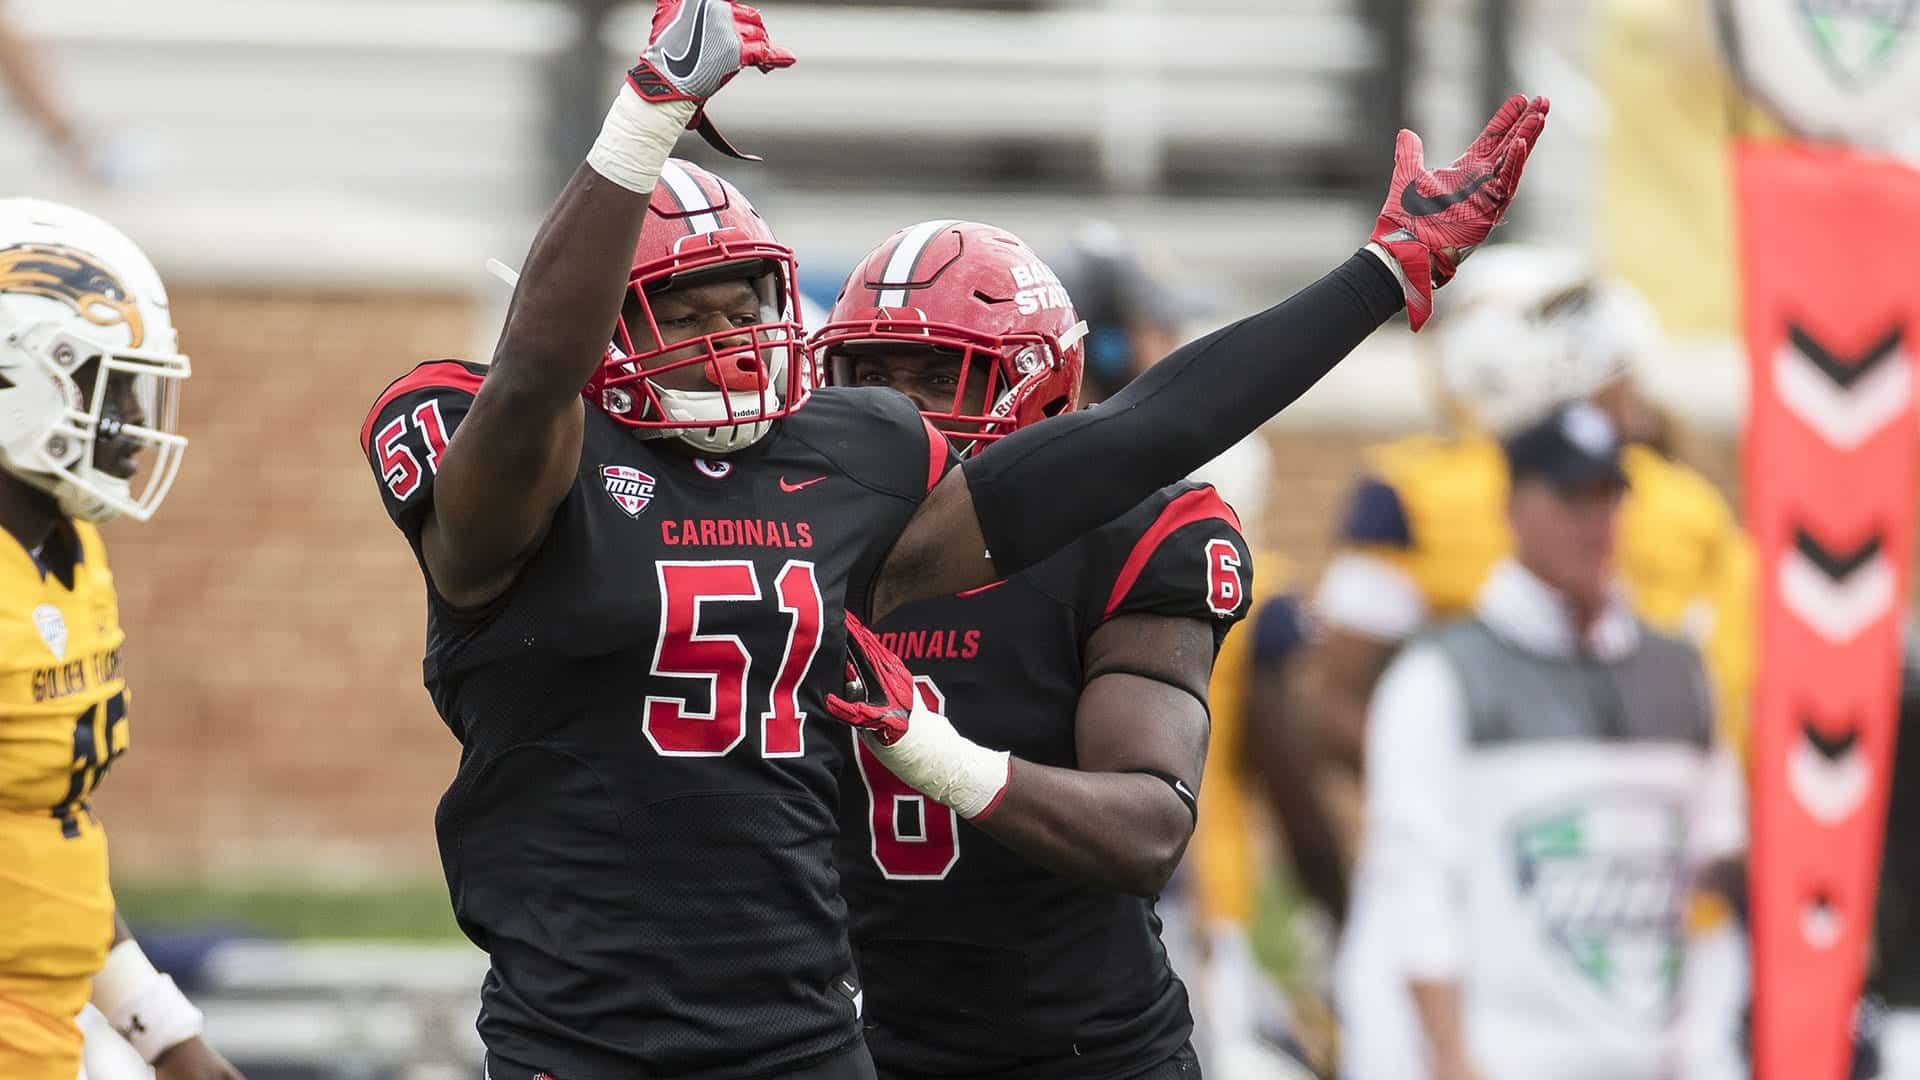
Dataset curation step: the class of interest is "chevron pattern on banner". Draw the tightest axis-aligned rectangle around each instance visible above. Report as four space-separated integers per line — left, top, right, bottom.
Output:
1780 528 1896 643
1774 325 1912 448
1736 139 1920 1080
1789 713 1872 825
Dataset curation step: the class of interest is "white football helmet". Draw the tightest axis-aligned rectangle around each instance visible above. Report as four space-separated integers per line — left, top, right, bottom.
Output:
1430 245 1662 436
0 199 188 522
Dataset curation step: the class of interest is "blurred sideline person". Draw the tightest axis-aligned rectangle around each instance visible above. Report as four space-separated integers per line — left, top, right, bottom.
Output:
0 200 239 1079
1298 247 1753 858
1051 222 1215 405
813 219 1253 1079
1336 403 1745 1080
1873 626 1920 1075
1182 438 1324 1079
1052 219 1326 1075
0 1 102 183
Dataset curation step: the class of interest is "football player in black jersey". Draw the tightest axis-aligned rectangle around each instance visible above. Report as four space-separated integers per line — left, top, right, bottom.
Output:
360 1 1548 1074
813 221 1252 1079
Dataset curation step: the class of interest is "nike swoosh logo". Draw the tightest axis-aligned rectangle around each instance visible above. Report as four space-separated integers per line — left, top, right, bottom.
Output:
662 0 711 82
1174 781 1195 800
1400 171 1495 217
779 475 827 493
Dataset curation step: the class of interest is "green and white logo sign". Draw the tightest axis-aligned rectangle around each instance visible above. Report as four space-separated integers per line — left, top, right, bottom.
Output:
1511 796 1688 1023
1800 0 1919 86
1720 0 1920 145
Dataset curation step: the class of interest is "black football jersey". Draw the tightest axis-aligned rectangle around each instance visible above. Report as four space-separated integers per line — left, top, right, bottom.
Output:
362 360 957 1079
832 482 1254 1079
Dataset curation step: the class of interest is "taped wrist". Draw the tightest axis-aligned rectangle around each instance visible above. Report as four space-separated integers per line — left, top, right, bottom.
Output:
963 252 1402 576
91 940 205 1064
861 696 1010 820
586 85 699 194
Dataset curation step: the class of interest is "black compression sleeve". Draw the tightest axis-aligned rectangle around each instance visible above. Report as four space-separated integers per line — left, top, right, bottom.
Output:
964 250 1403 576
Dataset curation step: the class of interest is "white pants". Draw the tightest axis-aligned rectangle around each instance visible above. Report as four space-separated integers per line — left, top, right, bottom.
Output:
1332 885 1428 1080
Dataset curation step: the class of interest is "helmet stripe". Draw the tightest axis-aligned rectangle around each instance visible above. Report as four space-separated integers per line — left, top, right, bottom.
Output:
658 160 722 235
875 219 958 308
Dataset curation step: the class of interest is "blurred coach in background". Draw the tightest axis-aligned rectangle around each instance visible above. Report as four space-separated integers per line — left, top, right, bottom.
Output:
1335 402 1744 1080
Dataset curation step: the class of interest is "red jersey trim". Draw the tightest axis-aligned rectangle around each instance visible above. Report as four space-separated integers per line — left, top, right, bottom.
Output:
1103 487 1243 619
921 417 949 494
359 360 485 456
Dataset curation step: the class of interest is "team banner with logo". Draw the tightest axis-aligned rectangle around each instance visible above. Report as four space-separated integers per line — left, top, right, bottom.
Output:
1736 140 1920 1080
1717 0 1920 147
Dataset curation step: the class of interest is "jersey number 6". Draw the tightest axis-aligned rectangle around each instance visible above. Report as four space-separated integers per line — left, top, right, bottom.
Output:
851 676 961 880
1206 537 1244 617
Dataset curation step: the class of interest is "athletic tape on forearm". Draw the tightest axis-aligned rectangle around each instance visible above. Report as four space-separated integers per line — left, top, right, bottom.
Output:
585 86 699 194
963 252 1403 576
861 697 1010 820
91 940 205 1064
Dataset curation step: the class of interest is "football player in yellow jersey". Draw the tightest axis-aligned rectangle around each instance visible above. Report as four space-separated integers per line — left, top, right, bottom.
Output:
1171 438 1322 1079
1301 245 1753 855
0 200 238 1080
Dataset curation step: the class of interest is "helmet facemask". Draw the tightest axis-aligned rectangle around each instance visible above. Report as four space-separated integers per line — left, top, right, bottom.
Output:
588 232 809 455
0 320 189 523
814 313 1084 457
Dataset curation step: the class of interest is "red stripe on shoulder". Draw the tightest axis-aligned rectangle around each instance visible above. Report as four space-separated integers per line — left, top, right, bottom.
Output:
359 361 485 456
921 417 948 494
1103 487 1242 619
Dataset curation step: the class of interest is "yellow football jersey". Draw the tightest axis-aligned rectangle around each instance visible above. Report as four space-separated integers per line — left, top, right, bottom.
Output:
1193 551 1296 926
1361 434 1512 619
0 519 126 1059
1344 433 1753 750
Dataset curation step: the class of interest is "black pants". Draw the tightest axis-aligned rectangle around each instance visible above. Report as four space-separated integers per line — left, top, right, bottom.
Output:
487 1038 878 1080
874 1041 1201 1080
1127 1042 1201 1079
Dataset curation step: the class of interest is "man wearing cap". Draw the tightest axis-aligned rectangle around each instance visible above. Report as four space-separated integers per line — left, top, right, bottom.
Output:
1334 402 1746 1080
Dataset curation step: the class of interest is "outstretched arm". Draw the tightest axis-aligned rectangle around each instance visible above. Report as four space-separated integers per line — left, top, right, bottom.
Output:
0 3 93 178
869 95 1549 620
419 0 792 606
92 912 245 1080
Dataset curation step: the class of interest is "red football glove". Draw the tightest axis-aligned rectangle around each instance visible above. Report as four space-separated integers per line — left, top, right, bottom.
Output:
627 0 796 160
1371 93 1550 331
825 613 917 746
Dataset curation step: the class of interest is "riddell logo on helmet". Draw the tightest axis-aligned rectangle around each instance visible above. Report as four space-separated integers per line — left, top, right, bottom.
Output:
1010 262 1070 316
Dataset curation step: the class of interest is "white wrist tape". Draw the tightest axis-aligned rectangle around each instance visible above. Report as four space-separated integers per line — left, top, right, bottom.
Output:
861 697 1010 820
91 940 204 1064
586 86 699 195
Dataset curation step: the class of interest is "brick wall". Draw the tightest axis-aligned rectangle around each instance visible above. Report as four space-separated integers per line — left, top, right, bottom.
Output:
93 289 477 882
85 288 1749 882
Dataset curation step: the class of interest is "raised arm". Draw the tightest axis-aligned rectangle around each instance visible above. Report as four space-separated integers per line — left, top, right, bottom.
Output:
419 0 792 605
869 95 1549 621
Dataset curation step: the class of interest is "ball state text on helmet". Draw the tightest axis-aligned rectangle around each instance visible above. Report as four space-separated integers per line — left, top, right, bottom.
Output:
1010 263 1071 317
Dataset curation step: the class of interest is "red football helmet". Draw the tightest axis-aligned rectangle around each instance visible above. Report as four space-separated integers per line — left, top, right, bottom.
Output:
810 220 1087 453
585 159 808 453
